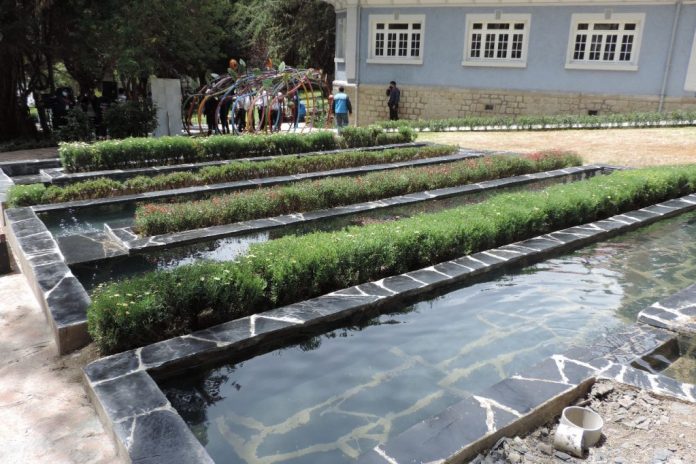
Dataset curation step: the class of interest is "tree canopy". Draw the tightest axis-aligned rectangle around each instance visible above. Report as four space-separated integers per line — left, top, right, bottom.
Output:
0 0 335 141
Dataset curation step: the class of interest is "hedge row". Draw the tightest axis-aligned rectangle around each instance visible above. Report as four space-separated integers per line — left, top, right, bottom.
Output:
88 165 696 353
59 126 416 172
374 110 696 132
7 145 456 207
134 150 582 236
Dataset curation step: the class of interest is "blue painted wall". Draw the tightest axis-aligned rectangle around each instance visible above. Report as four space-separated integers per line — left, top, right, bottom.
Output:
355 5 696 98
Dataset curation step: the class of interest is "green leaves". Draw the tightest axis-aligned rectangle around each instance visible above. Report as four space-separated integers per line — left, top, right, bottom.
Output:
88 165 696 354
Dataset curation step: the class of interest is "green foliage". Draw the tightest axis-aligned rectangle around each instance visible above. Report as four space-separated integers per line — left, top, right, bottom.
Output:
6 184 47 207
58 127 413 172
134 150 582 235
16 145 456 206
54 108 94 142
88 165 696 353
103 102 158 139
339 125 416 148
375 110 696 132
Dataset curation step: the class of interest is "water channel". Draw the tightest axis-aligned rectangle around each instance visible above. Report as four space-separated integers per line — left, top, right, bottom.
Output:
160 211 696 464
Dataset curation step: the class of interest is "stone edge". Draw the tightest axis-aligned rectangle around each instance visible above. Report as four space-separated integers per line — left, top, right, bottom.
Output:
32 148 482 213
4 206 91 354
114 165 603 255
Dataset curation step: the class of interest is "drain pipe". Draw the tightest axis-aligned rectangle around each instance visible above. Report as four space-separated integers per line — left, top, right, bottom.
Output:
658 0 682 113
354 1 362 126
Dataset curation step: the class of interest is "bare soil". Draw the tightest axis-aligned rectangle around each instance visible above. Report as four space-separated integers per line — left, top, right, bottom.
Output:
0 147 58 162
419 127 696 168
474 380 696 464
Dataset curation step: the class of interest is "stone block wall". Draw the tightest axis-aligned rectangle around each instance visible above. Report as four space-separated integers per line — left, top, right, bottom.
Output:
345 84 696 126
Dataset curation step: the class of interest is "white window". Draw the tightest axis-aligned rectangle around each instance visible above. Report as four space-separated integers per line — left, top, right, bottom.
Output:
368 15 424 65
463 14 531 68
335 16 346 62
565 13 645 71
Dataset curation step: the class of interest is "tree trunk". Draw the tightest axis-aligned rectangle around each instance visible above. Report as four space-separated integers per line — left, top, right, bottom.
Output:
0 48 34 141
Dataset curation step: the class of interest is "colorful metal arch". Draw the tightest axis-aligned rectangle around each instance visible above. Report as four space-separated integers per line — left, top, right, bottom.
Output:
182 65 332 136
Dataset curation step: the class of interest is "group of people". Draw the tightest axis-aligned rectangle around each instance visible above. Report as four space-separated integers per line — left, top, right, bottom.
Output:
202 90 306 136
332 80 400 131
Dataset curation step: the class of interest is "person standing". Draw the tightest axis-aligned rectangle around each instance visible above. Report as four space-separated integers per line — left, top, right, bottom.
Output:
386 81 401 121
333 86 352 132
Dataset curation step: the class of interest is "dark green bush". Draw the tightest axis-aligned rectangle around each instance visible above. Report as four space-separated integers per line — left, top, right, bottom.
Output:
8 145 455 207
87 165 696 354
54 108 93 142
58 127 414 173
134 150 582 235
103 102 158 139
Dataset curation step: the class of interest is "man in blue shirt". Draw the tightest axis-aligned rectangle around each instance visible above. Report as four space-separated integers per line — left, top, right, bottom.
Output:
333 86 352 132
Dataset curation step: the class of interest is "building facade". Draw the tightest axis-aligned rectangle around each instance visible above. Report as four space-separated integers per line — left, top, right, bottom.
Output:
322 0 696 125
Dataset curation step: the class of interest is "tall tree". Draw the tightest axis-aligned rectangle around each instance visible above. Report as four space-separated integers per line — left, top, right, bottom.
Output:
231 0 335 76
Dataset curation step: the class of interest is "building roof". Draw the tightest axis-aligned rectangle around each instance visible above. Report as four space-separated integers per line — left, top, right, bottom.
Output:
322 0 690 8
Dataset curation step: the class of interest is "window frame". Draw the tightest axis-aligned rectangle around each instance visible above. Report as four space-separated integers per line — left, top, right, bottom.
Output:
565 13 645 72
335 16 346 63
462 14 531 68
367 14 425 65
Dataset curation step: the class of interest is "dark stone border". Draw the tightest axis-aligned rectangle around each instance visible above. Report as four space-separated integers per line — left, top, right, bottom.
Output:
638 284 696 335
111 165 604 255
32 149 484 213
83 194 696 464
387 119 696 133
0 158 60 177
3 207 90 354
41 142 431 185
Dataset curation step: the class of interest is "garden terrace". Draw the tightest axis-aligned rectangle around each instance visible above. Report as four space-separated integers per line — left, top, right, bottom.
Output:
87 166 696 354
132 150 582 236
58 126 415 173
8 145 455 207
374 110 696 133
82 198 696 464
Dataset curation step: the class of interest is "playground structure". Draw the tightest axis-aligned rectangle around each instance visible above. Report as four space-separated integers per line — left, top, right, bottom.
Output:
183 63 333 135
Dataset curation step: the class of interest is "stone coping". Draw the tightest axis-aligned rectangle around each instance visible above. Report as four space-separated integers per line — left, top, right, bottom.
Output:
40 142 432 185
111 165 604 255
638 284 696 336
31 149 484 213
83 194 696 464
3 206 90 354
0 158 60 177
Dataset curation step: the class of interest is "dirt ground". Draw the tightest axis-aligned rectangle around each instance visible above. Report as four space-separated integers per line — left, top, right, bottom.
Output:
475 379 696 464
0 271 121 464
419 127 696 168
0 147 58 163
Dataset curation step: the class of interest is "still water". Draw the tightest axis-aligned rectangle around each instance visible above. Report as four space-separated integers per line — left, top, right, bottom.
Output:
160 212 696 463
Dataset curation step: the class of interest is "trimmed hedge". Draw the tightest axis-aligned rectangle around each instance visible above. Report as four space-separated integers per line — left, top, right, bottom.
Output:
7 145 456 207
134 150 583 236
374 110 696 132
89 165 696 353
59 126 416 172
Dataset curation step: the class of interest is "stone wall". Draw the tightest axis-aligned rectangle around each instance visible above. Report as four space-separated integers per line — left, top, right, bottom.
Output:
344 84 696 126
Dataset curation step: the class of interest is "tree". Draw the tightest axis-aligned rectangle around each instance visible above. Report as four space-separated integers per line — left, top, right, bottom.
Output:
231 0 335 76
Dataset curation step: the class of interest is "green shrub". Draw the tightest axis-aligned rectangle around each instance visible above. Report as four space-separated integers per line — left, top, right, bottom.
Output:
11 145 457 206
134 150 582 235
58 127 412 173
54 108 93 142
103 102 158 139
373 111 696 132
6 184 47 207
88 165 696 354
